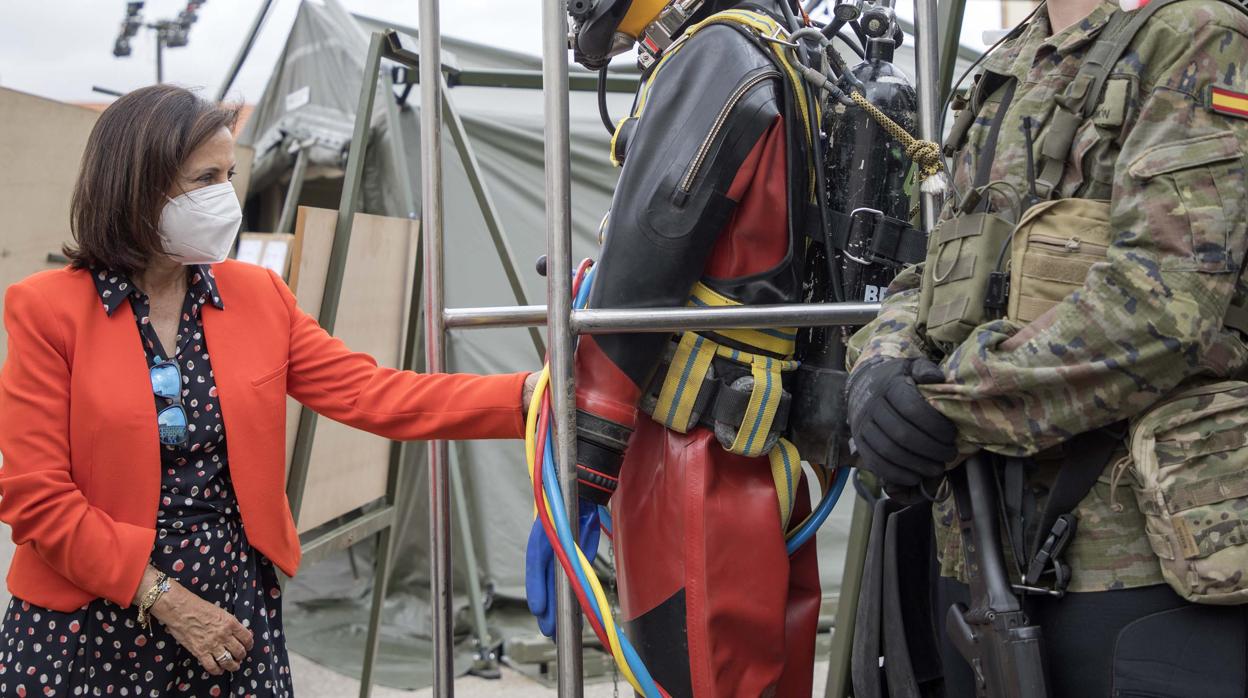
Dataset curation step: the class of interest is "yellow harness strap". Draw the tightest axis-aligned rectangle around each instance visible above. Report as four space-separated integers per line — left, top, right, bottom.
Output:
769 437 804 530
649 281 807 528
654 332 717 433
689 282 798 357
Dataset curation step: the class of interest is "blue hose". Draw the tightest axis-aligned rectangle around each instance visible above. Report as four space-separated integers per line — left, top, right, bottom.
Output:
541 426 663 698
785 466 852 555
598 506 613 537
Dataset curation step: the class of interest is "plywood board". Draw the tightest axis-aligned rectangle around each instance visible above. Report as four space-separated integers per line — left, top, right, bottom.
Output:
0 88 102 363
235 233 295 279
286 206 418 532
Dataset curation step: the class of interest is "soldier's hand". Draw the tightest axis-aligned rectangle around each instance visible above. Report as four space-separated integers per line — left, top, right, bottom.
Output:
846 357 958 487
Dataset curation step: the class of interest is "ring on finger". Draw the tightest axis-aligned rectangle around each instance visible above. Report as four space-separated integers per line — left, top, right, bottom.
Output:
217 650 234 664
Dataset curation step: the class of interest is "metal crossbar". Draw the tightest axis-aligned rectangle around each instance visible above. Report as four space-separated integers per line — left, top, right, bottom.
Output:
443 302 882 333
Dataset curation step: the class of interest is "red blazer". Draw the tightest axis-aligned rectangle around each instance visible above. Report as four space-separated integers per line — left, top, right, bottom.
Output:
0 260 527 612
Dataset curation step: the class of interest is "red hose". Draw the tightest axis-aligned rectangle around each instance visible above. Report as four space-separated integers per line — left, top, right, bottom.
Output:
533 392 612 649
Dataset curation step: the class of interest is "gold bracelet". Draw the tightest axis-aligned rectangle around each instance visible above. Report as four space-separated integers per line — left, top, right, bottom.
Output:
137 572 171 632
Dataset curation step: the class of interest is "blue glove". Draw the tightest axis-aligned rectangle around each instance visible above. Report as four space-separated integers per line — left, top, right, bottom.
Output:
525 500 601 638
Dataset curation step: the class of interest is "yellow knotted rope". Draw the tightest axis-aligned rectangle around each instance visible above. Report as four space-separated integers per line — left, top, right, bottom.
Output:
846 90 944 186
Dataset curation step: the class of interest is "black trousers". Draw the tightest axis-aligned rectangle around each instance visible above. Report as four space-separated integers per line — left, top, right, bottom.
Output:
936 577 1248 698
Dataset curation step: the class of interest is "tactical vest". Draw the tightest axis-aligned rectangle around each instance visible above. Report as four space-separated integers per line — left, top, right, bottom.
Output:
923 0 1248 603
917 0 1248 348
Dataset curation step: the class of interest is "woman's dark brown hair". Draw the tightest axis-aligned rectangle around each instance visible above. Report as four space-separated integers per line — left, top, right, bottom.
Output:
65 85 240 275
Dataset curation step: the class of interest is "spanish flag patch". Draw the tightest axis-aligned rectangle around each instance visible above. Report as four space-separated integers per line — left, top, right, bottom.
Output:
1208 85 1248 120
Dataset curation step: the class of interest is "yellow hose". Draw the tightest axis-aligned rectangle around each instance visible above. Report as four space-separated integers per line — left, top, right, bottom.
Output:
524 365 644 694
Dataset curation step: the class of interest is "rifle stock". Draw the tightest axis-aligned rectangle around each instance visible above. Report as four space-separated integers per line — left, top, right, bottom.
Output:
947 454 1050 698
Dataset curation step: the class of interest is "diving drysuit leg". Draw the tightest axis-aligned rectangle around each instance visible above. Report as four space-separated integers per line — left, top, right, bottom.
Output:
612 418 821 697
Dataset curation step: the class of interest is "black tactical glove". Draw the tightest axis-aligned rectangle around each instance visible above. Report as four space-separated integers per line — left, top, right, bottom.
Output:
847 357 958 487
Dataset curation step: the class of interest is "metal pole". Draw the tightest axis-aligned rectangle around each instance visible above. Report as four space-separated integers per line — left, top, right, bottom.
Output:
418 0 455 692
381 71 420 220
445 68 640 93
573 303 882 333
937 0 969 101
361 70 424 694
914 0 944 233
442 75 546 360
444 305 549 329
359 477 399 698
451 441 499 675
824 476 880 697
542 0 583 694
385 48 500 675
214 0 276 101
155 29 164 84
443 302 884 332
285 33 384 524
276 146 310 235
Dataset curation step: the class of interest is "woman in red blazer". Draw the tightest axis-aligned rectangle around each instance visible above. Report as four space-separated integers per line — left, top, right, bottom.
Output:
0 85 531 697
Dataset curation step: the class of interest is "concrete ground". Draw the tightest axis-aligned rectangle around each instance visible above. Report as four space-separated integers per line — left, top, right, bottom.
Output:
0 523 833 696
290 652 832 697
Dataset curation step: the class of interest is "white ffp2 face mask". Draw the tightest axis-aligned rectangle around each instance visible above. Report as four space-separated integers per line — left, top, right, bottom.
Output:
158 181 243 265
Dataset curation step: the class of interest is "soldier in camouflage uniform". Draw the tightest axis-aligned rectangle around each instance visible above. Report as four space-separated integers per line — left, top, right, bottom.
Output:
847 0 1248 694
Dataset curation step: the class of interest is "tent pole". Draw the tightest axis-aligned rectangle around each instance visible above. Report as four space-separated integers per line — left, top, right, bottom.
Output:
441 76 547 360
215 0 276 101
358 476 398 698
937 0 969 101
276 145 310 234
381 71 420 220
361 64 425 698
418 0 456 692
542 0 584 695
451 440 502 677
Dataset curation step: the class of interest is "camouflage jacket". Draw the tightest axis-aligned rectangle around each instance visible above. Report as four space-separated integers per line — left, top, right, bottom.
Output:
848 0 1248 590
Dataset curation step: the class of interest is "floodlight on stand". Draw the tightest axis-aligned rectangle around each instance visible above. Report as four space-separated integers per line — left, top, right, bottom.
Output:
166 26 189 48
113 36 132 57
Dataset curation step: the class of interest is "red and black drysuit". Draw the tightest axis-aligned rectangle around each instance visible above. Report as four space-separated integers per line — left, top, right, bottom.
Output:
573 3 822 695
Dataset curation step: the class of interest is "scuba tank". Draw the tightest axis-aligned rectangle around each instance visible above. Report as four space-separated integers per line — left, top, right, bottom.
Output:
825 14 919 305
790 2 918 468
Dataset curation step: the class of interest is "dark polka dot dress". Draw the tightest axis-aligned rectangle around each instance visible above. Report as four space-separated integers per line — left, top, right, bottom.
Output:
0 266 293 697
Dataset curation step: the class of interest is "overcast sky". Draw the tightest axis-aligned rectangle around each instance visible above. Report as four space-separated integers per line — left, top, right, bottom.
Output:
0 0 1005 104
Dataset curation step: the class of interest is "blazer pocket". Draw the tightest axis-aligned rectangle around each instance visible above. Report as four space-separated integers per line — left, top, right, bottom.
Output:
250 360 290 388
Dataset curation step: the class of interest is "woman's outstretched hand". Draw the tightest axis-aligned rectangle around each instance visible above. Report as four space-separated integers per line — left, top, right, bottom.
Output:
522 371 540 417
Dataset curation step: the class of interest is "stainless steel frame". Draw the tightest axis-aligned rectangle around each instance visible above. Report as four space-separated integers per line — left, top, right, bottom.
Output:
914 0 945 233
417 1 455 693
414 0 966 694
541 1 586 695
